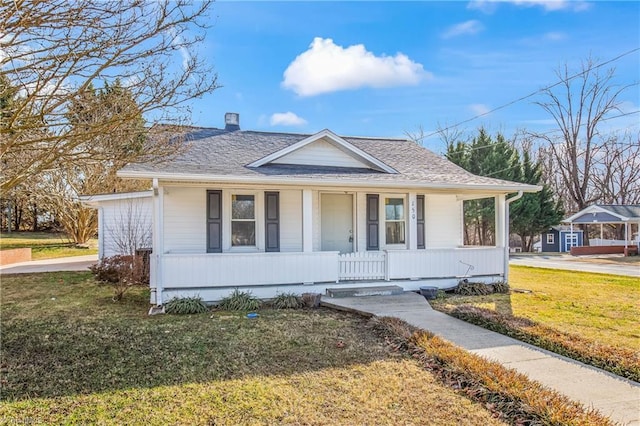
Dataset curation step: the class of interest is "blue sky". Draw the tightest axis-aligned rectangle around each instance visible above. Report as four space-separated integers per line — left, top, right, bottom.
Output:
187 1 639 152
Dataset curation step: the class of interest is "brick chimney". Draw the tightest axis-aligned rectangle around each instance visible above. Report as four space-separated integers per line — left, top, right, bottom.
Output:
224 112 240 131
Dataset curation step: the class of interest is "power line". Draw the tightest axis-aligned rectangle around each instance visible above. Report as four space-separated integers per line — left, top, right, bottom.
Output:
422 47 640 141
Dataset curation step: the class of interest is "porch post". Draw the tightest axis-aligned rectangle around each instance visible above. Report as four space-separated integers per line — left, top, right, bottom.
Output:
151 179 164 305
624 222 628 248
302 189 313 252
495 194 507 278
495 195 506 248
408 192 417 250
503 192 522 283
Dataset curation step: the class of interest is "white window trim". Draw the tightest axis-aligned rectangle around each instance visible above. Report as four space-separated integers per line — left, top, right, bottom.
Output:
546 233 554 245
224 190 263 252
381 194 407 250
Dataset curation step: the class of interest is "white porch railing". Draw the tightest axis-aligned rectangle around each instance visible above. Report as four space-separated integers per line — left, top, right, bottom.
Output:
387 247 504 280
338 252 387 281
160 251 339 288
156 247 505 291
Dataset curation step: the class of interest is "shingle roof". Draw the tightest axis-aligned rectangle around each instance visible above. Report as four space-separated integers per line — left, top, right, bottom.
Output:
595 205 640 219
119 127 539 192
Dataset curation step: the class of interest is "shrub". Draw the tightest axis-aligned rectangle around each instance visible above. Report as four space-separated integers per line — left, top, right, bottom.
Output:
454 281 492 296
164 296 209 315
89 255 147 301
271 292 303 309
372 317 613 425
217 289 261 311
447 305 640 382
491 281 510 294
301 292 321 308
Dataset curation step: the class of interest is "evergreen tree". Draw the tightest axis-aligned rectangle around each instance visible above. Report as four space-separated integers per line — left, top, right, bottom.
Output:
511 150 564 251
446 128 563 250
447 128 521 245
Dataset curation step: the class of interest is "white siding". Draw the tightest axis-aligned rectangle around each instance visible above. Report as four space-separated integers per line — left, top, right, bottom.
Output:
272 138 368 168
425 194 462 248
163 186 303 254
100 197 153 258
163 187 206 253
280 189 303 252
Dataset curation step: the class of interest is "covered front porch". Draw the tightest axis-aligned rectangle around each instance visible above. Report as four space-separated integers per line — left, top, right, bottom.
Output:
147 181 517 304
152 246 505 303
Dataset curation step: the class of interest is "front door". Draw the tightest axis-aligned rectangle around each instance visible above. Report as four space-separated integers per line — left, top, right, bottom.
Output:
321 193 353 253
564 233 578 252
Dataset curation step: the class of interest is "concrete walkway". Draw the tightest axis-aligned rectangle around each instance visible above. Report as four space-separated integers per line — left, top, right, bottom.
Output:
322 292 640 425
0 254 98 274
510 254 640 277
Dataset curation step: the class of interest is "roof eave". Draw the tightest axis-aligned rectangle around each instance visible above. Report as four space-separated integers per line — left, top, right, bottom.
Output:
78 190 153 207
563 205 630 222
117 170 541 193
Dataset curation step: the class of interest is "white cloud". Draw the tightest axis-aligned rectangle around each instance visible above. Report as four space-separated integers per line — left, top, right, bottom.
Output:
166 27 191 71
543 31 567 41
469 103 491 116
282 37 429 96
442 20 484 39
270 111 307 126
468 0 590 13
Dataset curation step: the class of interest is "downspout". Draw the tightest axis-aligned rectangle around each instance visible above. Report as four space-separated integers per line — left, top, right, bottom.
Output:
504 191 523 283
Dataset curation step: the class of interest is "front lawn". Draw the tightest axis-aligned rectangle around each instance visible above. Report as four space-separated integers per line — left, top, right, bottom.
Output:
432 265 640 351
0 272 503 425
0 232 98 260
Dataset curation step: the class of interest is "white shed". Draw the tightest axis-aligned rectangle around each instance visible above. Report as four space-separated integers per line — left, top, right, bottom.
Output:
80 191 153 259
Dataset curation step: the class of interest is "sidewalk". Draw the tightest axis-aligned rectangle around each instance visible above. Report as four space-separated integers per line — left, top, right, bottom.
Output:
0 254 98 274
322 292 640 425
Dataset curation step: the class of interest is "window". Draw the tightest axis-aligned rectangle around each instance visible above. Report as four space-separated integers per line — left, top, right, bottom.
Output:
231 194 255 246
546 233 554 244
385 197 405 245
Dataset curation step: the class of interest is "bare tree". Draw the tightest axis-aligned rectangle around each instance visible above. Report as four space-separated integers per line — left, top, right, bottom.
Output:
105 199 152 256
0 0 218 191
531 57 635 214
591 132 640 205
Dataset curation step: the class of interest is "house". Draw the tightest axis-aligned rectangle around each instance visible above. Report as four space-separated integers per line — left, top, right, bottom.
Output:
79 191 153 259
540 226 584 253
563 204 640 256
115 113 540 305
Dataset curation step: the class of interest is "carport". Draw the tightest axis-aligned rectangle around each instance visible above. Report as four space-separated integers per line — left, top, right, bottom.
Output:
563 204 640 255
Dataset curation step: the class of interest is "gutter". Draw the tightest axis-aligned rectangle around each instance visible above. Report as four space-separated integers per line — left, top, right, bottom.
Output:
117 171 542 193
504 191 524 283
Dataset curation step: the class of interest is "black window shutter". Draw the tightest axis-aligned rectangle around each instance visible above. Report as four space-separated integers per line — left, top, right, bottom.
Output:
207 190 222 253
366 194 379 251
264 192 280 252
417 195 425 249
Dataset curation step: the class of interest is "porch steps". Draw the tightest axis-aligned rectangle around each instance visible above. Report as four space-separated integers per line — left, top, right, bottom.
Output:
325 285 404 298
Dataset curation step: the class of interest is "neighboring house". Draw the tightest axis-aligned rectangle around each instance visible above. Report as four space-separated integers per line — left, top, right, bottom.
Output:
116 113 540 305
80 191 153 259
540 226 584 253
563 204 640 255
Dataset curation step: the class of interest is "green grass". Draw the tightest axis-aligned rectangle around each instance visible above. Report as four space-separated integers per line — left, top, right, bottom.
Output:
432 265 640 351
0 272 503 425
0 232 97 260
